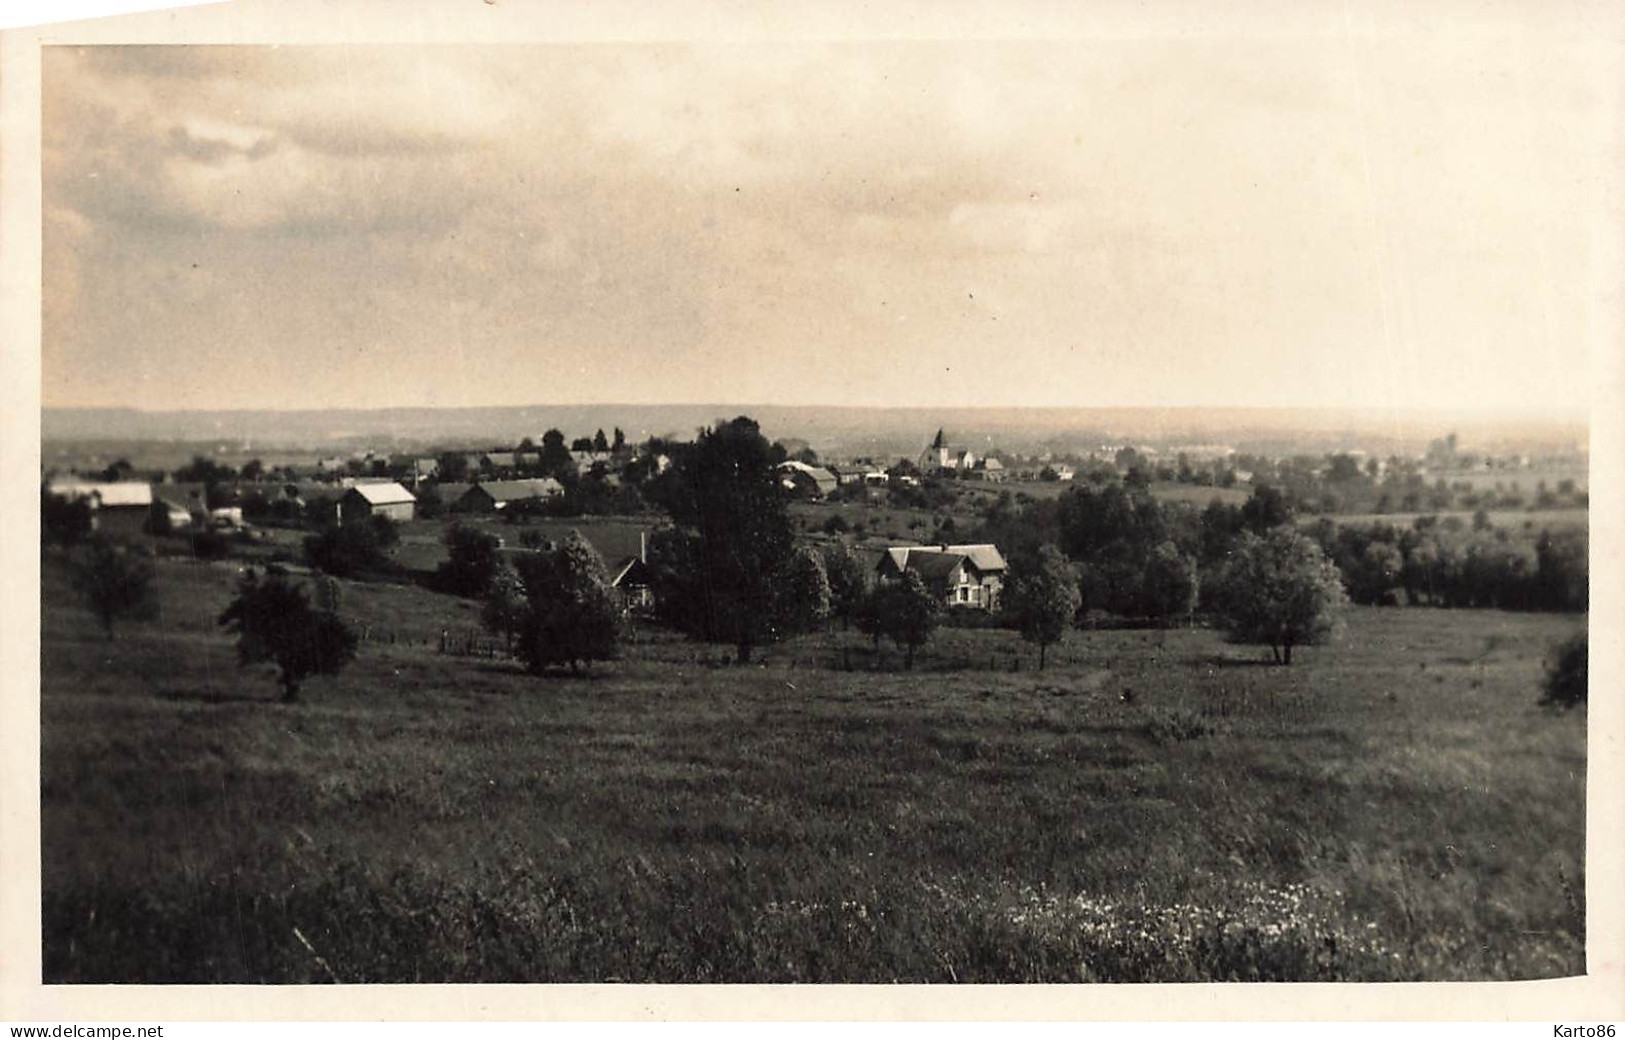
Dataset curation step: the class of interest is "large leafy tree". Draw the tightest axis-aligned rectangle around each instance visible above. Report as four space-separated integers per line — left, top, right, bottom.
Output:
539 429 573 479
648 416 795 663
777 545 832 634
218 567 357 701
1214 527 1348 665
72 537 159 639
1141 540 1199 626
821 542 870 629
511 531 621 673
1003 543 1081 670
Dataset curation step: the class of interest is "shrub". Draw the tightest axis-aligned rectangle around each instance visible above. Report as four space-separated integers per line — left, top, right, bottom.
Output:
1540 632 1587 709
189 528 231 560
1142 707 1218 744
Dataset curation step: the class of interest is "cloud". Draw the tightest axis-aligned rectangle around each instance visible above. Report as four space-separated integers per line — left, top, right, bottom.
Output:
39 36 1605 411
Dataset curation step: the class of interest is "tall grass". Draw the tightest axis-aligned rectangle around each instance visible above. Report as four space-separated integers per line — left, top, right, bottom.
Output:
40 556 1586 982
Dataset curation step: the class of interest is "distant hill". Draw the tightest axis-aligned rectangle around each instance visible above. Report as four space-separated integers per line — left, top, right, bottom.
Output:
40 404 1589 460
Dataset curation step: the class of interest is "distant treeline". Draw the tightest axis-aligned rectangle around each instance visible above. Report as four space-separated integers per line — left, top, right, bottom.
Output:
971 480 1585 620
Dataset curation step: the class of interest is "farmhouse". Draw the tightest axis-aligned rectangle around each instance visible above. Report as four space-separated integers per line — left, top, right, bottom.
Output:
458 478 564 512
973 457 1007 482
338 481 417 523
777 460 838 499
877 543 1008 610
46 478 155 538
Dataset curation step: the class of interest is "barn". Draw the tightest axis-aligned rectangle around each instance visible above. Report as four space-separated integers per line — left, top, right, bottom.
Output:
777 460 838 499
46 478 155 539
457 478 564 512
338 482 417 523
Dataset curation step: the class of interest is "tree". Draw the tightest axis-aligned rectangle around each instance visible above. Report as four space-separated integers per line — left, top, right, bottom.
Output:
612 427 627 453
174 454 236 486
1142 540 1199 626
821 542 869 628
647 416 796 662
1003 544 1081 670
1352 540 1405 605
436 522 502 597
1540 631 1587 709
72 538 158 639
480 566 528 653
570 436 594 452
870 571 941 669
1241 484 1292 534
417 483 444 519
437 451 470 483
511 531 621 673
593 428 610 453
539 429 573 479
778 545 832 634
1214 528 1348 664
41 487 94 551
218 567 357 702
240 458 265 482
303 516 398 578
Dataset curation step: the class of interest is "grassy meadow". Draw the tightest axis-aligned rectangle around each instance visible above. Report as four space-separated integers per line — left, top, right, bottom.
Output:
40 551 1586 983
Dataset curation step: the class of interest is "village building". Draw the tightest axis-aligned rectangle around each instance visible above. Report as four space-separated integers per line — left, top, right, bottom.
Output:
570 450 614 476
46 477 155 538
153 496 193 530
606 533 656 614
336 481 417 523
410 458 440 485
970 457 1007 482
777 460 838 499
480 452 517 476
876 543 1008 611
457 478 564 512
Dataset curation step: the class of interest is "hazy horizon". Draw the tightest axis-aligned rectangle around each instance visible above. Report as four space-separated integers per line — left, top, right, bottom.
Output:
43 26 1609 413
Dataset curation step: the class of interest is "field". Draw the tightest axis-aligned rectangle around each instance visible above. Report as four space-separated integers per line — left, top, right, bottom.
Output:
39 552 1586 983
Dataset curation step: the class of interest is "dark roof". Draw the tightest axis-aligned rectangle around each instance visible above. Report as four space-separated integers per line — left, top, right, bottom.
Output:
427 482 472 502
608 555 652 587
464 478 562 504
899 551 968 595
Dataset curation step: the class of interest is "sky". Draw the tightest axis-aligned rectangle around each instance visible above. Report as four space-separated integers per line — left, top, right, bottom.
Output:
40 16 1614 413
